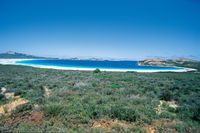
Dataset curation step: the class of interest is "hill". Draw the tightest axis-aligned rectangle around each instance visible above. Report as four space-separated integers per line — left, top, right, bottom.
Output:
138 58 200 72
0 51 56 59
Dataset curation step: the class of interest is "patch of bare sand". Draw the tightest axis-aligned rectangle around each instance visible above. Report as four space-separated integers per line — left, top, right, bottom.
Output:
156 100 178 114
43 86 51 97
143 125 155 133
1 87 20 99
4 92 20 99
143 119 179 133
1 87 7 94
0 87 29 115
0 98 29 114
33 104 40 109
155 119 179 133
166 101 178 108
155 119 177 126
91 118 132 130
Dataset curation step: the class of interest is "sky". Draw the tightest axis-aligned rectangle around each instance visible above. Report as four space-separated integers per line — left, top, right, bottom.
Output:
0 0 200 60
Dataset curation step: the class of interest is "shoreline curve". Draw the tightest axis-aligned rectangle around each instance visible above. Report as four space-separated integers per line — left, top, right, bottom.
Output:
0 59 196 73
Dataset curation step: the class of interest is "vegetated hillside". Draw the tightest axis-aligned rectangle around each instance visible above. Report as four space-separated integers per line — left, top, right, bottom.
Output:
138 58 200 72
0 64 200 132
0 51 54 59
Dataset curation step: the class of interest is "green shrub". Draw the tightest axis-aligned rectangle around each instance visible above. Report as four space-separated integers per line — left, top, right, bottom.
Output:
111 84 120 89
159 111 176 119
177 105 200 122
44 104 65 117
173 123 186 132
112 124 125 132
16 123 43 133
14 89 24 96
93 69 101 73
12 103 33 114
110 106 140 122
0 94 5 100
193 106 200 122
0 115 4 121
159 90 173 101
92 82 97 87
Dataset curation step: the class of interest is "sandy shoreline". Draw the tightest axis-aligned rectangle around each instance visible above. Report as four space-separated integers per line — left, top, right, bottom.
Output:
0 59 196 73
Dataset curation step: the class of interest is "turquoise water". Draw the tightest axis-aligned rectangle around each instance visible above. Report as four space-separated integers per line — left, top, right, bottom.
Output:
16 60 183 70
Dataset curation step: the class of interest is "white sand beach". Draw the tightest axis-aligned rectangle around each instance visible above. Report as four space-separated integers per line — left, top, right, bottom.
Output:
0 59 35 65
0 59 196 73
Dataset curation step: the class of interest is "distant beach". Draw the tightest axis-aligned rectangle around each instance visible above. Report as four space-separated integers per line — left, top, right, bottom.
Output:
0 59 196 72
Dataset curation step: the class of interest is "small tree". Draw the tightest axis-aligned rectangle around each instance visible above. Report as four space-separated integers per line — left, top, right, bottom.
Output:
93 68 101 73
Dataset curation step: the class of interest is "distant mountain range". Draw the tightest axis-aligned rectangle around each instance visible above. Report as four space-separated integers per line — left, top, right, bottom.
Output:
0 51 121 61
0 51 55 59
1 51 199 62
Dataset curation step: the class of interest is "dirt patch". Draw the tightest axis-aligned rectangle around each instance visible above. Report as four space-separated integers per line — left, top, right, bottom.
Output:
1 111 43 132
4 92 15 99
2 112 27 125
4 92 20 99
27 111 43 123
1 87 7 94
0 87 29 115
1 87 20 99
91 118 131 130
143 125 155 133
43 86 51 97
155 119 178 126
167 101 178 108
154 119 179 133
0 98 29 114
156 100 178 114
33 104 40 109
143 119 178 133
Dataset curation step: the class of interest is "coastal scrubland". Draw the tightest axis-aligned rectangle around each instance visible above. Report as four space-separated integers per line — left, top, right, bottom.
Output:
0 62 200 133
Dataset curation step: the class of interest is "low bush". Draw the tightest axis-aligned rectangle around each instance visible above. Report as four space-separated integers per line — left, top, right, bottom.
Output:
14 89 24 96
159 90 173 101
93 69 101 73
0 94 5 100
110 106 140 122
111 84 120 89
44 104 65 117
12 103 33 114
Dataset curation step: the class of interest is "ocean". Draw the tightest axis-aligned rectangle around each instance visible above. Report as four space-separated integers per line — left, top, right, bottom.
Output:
16 59 183 70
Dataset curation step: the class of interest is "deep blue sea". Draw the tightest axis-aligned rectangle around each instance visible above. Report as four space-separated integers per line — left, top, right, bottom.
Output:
16 60 183 70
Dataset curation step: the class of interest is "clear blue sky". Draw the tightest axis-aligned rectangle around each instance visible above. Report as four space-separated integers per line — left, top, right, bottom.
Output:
0 0 199 59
